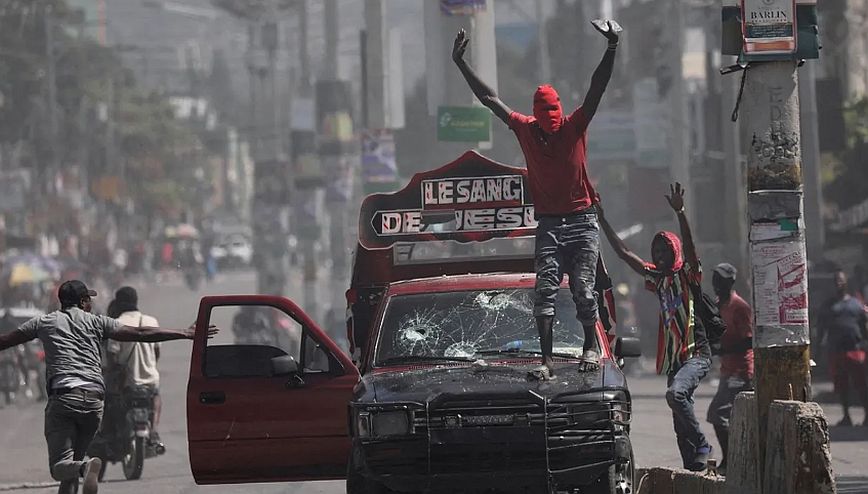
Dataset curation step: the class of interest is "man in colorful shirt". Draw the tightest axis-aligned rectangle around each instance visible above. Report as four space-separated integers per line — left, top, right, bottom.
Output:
706 263 754 473
452 20 621 379
598 183 713 471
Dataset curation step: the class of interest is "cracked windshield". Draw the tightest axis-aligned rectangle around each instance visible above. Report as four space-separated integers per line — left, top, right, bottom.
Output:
376 288 586 364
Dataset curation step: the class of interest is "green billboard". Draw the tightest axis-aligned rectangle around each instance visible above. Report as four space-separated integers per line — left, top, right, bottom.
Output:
437 106 491 142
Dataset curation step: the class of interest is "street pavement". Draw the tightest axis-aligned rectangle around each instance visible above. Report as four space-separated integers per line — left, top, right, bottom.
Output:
1 269 866 493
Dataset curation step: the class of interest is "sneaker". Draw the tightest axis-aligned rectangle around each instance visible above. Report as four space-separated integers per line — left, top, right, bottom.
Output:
82 457 101 494
687 445 712 472
837 416 853 427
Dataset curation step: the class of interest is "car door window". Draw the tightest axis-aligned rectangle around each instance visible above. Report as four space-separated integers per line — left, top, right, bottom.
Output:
205 305 303 378
302 332 332 374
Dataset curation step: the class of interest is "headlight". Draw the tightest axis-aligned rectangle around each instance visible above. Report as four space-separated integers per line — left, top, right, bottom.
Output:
355 409 414 438
372 410 411 437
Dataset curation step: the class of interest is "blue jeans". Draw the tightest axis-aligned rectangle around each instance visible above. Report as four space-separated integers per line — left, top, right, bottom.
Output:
666 357 711 467
533 212 600 327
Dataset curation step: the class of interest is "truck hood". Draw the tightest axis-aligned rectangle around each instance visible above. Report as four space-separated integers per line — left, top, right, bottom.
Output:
354 358 627 405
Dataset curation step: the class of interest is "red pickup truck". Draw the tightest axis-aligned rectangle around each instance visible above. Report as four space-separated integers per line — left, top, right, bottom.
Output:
186 151 640 494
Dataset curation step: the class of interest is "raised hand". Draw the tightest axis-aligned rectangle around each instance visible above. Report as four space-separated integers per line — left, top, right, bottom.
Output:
665 182 686 212
591 19 622 44
452 28 470 63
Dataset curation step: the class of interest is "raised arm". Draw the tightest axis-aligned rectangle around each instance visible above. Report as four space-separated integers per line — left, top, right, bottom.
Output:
109 324 218 343
582 20 621 120
597 202 647 276
452 29 512 124
665 183 699 269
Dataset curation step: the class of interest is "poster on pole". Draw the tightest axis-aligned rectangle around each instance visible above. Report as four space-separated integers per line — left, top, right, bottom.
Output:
751 240 808 327
741 0 798 56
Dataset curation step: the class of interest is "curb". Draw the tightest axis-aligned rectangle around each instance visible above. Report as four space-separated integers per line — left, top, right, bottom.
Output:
0 482 60 492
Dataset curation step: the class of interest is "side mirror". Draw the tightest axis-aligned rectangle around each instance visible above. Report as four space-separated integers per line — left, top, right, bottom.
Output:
615 337 642 359
270 355 299 376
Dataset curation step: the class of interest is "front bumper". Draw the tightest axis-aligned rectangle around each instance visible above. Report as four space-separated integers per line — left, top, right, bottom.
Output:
353 398 632 492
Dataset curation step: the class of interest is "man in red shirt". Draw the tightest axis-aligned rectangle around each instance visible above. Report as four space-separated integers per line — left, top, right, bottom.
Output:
706 263 753 474
452 20 620 380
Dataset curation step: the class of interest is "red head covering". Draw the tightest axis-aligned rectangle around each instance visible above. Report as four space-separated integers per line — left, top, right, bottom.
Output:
533 84 563 134
651 231 684 273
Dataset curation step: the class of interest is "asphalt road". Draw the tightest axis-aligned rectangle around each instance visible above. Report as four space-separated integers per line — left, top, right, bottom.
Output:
1 269 866 493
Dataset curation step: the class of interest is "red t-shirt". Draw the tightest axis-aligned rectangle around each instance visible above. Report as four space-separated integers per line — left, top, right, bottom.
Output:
719 292 754 379
508 108 596 216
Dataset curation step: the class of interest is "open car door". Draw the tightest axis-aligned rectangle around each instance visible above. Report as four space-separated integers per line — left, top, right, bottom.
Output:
187 295 360 484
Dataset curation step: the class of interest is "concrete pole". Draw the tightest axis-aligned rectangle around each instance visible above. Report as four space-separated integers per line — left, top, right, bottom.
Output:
798 61 825 260
44 6 60 190
535 0 551 83
740 61 812 485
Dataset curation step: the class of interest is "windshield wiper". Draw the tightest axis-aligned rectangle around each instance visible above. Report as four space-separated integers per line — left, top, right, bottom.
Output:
476 348 579 359
379 355 476 365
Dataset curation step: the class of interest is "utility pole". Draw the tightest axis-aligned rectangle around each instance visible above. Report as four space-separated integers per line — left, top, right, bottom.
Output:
741 60 812 480
798 60 824 259
44 5 60 191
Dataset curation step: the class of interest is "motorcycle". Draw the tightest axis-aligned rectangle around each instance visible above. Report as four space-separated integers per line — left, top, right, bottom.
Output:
0 348 24 406
89 385 165 481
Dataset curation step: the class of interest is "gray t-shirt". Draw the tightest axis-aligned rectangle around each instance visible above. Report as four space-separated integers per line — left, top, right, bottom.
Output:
18 307 123 392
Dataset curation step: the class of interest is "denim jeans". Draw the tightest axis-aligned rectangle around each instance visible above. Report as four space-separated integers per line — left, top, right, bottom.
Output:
533 212 600 327
666 357 711 467
44 391 104 494
707 375 753 429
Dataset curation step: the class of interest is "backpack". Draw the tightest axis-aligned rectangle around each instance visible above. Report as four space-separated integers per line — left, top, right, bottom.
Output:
691 285 727 355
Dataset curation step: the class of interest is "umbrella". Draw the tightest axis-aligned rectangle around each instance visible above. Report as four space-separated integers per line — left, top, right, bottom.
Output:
7 263 51 286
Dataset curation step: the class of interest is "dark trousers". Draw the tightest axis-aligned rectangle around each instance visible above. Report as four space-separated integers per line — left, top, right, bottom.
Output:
533 213 600 327
666 357 711 467
44 391 104 494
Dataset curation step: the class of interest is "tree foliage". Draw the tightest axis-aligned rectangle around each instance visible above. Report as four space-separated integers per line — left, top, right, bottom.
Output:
825 98 868 209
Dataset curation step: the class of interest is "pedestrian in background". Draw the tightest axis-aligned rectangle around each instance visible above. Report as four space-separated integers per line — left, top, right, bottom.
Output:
818 270 868 427
706 263 754 474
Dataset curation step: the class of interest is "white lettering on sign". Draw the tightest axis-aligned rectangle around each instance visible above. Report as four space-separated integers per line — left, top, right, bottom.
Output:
374 206 537 236
422 176 524 206
380 211 423 235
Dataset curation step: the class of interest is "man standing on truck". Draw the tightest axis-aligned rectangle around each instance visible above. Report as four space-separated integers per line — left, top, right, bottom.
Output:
0 280 216 494
452 20 621 380
597 184 714 471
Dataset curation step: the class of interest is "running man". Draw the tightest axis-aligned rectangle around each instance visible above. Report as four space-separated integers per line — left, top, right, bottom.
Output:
0 280 216 494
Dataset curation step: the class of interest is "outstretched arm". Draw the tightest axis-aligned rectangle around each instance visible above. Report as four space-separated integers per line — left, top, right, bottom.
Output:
452 29 512 124
109 324 218 343
0 330 35 352
665 183 699 269
597 202 647 276
582 20 621 120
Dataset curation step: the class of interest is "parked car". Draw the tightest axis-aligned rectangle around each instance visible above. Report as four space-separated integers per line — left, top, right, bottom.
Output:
211 234 253 269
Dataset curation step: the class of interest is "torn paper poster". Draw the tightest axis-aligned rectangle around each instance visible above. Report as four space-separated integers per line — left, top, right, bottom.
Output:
751 240 808 328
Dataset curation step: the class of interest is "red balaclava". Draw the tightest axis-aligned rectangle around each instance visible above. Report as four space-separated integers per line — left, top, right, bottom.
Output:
533 84 563 134
652 231 685 274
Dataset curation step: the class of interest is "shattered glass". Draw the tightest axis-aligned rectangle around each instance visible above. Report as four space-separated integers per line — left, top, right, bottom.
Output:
376 289 587 364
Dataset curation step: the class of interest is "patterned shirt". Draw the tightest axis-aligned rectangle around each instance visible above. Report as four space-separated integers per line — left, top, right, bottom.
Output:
644 261 711 375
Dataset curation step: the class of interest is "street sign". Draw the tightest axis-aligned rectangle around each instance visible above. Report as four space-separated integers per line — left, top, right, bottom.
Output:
742 0 798 56
361 129 399 194
437 106 491 143
440 0 486 16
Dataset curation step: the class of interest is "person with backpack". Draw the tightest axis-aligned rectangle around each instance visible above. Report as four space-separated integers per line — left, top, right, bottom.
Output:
706 262 753 474
597 183 714 471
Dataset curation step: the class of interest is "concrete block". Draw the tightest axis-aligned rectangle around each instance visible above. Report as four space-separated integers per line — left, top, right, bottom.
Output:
763 400 836 494
636 467 726 494
725 392 760 494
